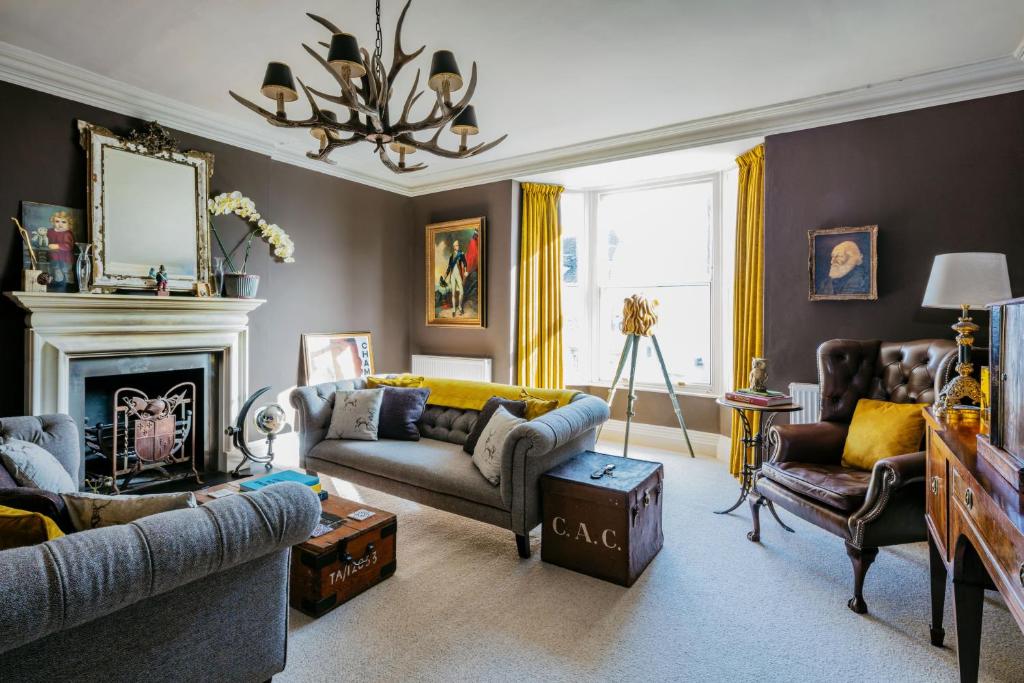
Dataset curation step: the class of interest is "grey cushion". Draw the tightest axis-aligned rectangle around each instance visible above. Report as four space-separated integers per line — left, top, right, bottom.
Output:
327 388 384 440
308 437 504 509
0 439 77 493
472 406 525 485
0 415 80 485
417 406 478 445
463 397 527 454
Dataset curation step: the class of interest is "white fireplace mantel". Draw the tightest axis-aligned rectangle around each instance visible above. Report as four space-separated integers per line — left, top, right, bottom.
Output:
5 291 264 470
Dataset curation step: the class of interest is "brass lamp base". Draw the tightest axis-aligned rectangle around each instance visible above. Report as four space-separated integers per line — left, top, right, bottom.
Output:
934 303 983 418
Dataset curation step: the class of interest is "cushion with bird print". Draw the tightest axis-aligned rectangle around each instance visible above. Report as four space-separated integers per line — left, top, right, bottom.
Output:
327 388 385 441
471 406 525 486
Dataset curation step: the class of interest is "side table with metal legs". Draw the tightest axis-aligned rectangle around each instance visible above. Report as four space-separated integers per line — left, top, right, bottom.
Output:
714 398 801 539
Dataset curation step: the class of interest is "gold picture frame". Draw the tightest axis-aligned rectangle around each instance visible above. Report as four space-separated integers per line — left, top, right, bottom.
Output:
78 120 214 292
425 217 486 327
808 225 878 301
301 332 374 386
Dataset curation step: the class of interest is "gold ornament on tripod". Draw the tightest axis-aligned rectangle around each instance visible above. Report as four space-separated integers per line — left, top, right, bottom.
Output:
599 295 694 458
621 294 659 336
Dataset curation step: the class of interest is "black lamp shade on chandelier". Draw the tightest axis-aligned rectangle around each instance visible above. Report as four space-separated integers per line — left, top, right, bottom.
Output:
228 0 507 174
311 110 339 143
327 33 366 78
428 50 463 98
260 62 298 116
451 105 479 135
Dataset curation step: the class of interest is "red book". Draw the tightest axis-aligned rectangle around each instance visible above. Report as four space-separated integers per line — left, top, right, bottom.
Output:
725 391 792 407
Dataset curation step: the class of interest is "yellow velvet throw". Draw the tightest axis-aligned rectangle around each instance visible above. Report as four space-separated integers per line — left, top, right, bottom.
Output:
730 145 767 477
373 374 577 412
517 182 565 389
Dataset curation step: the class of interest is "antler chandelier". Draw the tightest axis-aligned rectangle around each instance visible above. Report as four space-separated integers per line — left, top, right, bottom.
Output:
230 0 506 174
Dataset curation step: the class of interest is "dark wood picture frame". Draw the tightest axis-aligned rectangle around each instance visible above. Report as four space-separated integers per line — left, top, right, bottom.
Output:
808 225 878 301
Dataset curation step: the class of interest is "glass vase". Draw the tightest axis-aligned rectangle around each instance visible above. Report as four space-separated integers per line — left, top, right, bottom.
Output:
213 256 226 297
75 243 92 293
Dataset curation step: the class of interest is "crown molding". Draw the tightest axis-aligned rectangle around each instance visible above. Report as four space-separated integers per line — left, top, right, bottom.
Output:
0 41 409 195
2 39 1024 198
407 56 1024 196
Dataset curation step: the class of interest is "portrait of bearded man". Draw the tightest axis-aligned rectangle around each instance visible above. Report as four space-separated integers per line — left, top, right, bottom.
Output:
809 226 877 300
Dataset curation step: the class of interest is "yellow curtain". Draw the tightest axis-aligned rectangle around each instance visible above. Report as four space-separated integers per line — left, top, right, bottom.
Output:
730 145 766 477
517 182 565 389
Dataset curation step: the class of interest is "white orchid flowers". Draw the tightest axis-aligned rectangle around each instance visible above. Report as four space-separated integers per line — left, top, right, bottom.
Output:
208 191 295 264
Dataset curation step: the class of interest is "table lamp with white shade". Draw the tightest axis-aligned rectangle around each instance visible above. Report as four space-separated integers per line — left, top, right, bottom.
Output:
922 252 1012 416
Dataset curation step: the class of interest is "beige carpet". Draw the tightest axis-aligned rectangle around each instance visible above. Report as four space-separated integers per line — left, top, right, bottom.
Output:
280 443 1024 682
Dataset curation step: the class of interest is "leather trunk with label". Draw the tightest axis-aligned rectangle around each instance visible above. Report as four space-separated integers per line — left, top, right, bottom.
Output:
290 498 397 618
541 451 664 586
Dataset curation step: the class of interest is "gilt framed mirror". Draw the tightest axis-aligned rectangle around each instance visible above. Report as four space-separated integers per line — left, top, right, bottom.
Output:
78 120 214 292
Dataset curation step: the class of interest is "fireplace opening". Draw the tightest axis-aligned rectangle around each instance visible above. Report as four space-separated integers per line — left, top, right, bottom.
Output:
69 352 220 493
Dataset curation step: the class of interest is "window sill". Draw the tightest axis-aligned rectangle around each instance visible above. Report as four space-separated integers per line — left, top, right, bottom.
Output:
572 381 720 399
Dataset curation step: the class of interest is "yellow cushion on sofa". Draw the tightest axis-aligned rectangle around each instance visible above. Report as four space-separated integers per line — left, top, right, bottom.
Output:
367 375 425 388
0 504 64 550
519 390 559 420
841 399 928 471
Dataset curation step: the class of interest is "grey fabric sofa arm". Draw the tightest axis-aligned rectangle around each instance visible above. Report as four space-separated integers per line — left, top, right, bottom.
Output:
291 379 366 462
500 394 610 533
0 482 319 655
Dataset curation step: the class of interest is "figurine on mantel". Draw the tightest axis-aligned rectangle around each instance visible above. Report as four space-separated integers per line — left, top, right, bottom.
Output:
148 265 170 296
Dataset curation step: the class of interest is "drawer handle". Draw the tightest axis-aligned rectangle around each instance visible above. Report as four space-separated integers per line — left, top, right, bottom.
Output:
930 476 940 496
964 488 974 511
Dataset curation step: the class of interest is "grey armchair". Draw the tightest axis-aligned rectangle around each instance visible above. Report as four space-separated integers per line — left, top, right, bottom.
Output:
0 414 320 683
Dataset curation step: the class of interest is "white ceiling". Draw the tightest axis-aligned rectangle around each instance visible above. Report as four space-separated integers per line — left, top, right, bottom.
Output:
521 137 761 189
1 1 1023 194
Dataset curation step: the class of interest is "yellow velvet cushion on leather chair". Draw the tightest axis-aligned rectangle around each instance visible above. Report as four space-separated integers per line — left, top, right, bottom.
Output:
841 398 928 471
0 504 65 550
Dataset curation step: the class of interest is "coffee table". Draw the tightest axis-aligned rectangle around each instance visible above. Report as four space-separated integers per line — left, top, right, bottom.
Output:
195 468 397 617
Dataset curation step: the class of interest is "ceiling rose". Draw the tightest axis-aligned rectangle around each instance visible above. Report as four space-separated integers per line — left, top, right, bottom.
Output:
229 0 507 174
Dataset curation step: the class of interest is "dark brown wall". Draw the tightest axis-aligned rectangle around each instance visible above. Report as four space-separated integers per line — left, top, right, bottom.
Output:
0 80 411 417
409 181 519 383
764 90 1024 391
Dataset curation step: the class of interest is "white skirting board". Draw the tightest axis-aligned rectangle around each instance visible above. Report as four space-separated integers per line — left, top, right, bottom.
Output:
597 419 729 460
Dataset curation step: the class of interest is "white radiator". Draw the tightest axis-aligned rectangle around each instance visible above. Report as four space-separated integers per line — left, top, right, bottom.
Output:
788 382 821 424
411 354 492 382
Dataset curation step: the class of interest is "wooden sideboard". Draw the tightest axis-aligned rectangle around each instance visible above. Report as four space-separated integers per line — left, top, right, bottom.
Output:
924 408 1024 682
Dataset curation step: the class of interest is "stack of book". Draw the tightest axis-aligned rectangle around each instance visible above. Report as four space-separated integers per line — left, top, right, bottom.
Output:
240 470 328 501
724 388 793 407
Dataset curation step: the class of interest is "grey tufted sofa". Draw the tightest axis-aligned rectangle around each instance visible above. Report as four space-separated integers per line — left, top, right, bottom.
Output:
291 379 609 557
0 414 321 682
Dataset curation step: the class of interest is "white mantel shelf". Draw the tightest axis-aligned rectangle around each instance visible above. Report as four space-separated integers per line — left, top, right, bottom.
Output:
6 291 264 315
5 291 264 471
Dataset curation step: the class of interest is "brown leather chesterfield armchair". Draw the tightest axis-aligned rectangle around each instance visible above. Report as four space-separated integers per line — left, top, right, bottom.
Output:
749 339 964 614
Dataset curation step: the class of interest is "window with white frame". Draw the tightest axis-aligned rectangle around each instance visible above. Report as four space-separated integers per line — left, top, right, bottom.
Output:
561 173 725 394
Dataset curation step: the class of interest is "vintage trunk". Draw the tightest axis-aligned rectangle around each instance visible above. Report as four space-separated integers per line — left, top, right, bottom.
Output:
541 451 664 586
290 497 397 618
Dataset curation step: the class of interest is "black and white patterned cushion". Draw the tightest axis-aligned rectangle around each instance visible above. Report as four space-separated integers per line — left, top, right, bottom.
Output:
327 389 384 441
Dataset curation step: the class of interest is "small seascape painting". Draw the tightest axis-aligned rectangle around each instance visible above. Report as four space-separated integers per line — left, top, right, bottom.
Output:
20 202 86 292
426 217 485 327
808 225 877 301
